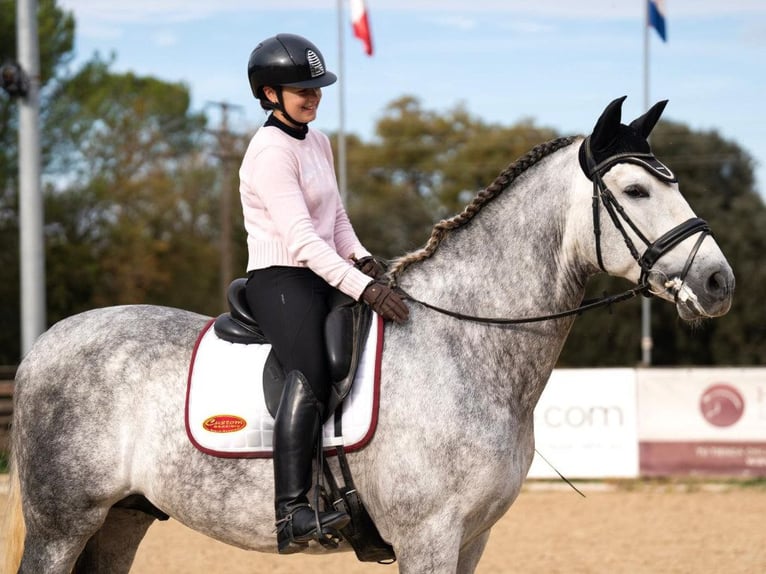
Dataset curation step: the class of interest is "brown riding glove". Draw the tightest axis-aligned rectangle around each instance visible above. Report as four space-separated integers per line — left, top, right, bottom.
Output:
360 280 410 324
353 255 387 279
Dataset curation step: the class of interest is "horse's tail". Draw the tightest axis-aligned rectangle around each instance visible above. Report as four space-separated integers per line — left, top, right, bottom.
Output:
1 457 25 574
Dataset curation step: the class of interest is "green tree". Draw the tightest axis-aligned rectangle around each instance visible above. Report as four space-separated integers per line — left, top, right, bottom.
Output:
44 58 212 310
343 131 434 258
342 96 556 259
437 119 557 212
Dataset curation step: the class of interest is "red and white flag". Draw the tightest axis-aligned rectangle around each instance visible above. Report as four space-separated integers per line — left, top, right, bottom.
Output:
350 0 373 56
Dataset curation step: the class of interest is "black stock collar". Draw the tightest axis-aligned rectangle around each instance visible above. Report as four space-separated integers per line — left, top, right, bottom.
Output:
265 113 308 140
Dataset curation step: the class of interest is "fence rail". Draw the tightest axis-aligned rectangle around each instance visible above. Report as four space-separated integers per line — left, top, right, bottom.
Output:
1 365 16 453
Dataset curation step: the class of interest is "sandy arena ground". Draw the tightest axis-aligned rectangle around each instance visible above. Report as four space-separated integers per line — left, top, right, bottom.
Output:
5 480 763 573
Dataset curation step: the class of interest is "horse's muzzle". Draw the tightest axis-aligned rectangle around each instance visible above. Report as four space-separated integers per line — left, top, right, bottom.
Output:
651 264 735 321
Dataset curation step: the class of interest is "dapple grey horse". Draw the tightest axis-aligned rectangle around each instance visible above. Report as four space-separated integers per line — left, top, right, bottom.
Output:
2 97 734 573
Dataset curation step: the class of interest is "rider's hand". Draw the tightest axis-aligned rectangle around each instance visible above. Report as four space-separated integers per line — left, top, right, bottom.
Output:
360 280 409 324
354 256 386 279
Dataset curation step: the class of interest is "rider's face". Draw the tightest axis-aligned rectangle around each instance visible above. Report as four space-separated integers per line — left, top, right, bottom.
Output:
265 86 322 127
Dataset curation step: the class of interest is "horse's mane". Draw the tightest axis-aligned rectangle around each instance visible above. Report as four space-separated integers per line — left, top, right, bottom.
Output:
389 135 577 280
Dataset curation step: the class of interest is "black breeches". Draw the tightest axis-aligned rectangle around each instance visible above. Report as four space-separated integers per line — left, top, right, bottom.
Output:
246 266 335 405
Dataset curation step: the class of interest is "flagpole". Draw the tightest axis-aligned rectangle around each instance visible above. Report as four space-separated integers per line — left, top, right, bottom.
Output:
18 0 46 355
641 1 653 367
337 0 348 203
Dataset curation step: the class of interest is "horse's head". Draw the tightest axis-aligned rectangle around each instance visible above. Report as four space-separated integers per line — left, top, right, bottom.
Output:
577 96 734 321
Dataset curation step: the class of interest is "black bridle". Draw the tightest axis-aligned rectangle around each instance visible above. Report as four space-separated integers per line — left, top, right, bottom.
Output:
396 140 712 325
582 145 711 288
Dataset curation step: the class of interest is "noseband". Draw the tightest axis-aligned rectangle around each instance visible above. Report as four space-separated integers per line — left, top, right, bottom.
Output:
580 138 711 293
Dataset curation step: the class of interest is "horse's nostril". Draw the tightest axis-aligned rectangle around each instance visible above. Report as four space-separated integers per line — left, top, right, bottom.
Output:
707 271 723 295
706 270 732 297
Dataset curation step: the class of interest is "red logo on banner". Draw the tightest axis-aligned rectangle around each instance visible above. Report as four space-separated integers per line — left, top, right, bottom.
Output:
699 384 745 427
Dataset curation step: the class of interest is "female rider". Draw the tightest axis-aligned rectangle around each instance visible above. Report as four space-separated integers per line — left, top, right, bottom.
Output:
241 33 409 554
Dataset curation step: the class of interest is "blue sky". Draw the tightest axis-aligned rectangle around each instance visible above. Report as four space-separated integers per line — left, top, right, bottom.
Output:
58 1 766 197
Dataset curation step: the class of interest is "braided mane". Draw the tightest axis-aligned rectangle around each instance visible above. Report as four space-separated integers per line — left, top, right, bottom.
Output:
389 136 577 280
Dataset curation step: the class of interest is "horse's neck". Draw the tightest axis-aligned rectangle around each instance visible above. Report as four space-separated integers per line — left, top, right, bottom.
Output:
401 154 585 318
397 150 587 412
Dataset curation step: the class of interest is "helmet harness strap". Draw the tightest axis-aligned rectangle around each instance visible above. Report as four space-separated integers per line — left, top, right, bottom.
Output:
263 86 308 129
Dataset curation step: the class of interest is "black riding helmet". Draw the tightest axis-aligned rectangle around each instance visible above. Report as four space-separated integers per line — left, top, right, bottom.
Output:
248 34 337 126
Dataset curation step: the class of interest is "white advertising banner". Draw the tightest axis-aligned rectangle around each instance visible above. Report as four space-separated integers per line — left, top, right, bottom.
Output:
638 368 766 477
527 369 639 479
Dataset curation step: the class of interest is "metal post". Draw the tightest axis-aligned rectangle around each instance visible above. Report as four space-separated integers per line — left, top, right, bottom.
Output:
218 103 233 311
18 0 46 355
337 0 348 203
641 1 653 366
206 101 242 311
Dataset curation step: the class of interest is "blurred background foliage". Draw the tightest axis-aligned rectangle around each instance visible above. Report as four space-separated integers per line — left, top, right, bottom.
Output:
1 1 763 366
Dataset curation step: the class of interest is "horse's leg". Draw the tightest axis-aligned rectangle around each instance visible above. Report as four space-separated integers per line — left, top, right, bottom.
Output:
391 517 463 574
73 508 156 574
17 504 110 574
14 440 121 574
392 528 490 574
456 531 491 574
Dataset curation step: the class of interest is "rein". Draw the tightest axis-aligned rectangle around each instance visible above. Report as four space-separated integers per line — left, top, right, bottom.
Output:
397 283 649 326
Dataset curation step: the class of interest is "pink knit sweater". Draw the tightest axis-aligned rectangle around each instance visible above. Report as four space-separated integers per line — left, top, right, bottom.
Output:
239 124 373 300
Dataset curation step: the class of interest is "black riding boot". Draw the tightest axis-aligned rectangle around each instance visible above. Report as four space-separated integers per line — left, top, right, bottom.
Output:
273 370 350 554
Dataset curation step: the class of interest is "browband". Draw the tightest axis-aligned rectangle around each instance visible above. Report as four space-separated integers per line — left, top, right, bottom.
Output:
579 137 677 184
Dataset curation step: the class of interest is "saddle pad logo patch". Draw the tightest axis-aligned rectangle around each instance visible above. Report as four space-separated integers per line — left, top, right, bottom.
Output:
203 415 247 433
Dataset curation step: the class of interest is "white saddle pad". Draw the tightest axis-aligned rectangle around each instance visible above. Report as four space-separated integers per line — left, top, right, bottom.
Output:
185 315 383 458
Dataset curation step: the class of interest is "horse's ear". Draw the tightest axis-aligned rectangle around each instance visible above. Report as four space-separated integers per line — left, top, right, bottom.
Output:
629 100 668 139
589 95 627 152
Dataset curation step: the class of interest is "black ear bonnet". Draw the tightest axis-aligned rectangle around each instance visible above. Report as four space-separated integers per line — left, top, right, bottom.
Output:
579 96 676 183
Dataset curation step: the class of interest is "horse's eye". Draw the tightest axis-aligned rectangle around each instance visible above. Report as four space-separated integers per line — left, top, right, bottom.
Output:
623 184 649 198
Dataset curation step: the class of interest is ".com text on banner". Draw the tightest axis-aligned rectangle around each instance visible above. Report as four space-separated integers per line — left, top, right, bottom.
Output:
527 369 639 479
